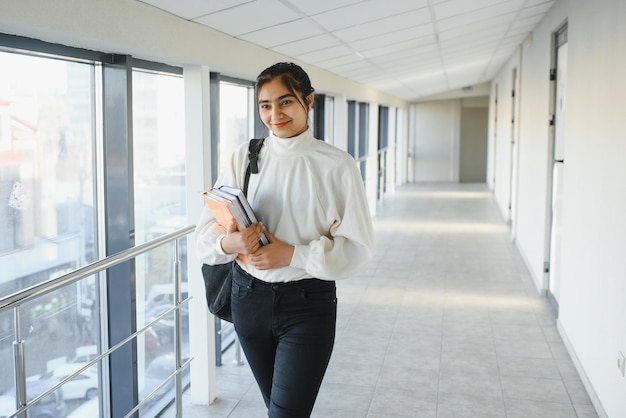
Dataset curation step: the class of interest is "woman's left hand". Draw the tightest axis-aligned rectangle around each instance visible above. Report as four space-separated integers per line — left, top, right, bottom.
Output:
247 228 294 270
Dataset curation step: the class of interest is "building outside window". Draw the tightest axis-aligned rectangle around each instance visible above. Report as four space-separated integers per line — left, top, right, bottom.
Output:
0 50 100 412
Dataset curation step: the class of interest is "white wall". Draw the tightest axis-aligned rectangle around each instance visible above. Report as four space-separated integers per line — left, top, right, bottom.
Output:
490 0 626 416
559 0 626 416
489 50 520 226
503 21 553 289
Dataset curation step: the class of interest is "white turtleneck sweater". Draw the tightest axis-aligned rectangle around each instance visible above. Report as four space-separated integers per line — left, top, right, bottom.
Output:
194 130 374 283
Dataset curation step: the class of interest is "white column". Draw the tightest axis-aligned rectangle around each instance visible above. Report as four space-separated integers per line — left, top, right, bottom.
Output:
386 107 397 196
332 95 348 151
184 65 217 405
367 103 379 216
396 107 409 186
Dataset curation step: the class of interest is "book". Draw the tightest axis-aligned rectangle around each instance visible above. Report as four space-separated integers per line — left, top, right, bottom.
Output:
202 190 247 232
202 186 269 246
217 186 270 246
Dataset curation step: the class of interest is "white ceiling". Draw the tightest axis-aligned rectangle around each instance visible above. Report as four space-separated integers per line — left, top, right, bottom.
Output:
137 0 555 101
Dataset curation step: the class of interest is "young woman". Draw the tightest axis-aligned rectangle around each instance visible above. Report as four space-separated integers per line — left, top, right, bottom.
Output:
195 62 374 417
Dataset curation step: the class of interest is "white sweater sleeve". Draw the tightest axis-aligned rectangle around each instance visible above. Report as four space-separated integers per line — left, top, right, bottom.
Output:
194 203 237 265
288 162 374 280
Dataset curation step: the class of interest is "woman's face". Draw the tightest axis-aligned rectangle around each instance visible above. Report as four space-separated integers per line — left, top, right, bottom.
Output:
258 78 313 138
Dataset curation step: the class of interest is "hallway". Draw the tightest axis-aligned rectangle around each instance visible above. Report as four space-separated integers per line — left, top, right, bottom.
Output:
169 183 598 418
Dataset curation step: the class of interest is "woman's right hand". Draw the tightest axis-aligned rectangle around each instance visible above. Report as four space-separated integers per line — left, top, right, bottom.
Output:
219 220 264 255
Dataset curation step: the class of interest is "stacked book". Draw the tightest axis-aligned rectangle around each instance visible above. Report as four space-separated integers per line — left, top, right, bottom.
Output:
203 185 269 246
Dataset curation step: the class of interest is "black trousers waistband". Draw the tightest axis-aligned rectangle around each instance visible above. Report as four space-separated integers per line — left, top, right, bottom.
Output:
234 262 332 291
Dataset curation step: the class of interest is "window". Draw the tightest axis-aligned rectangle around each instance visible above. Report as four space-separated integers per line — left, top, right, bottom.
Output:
347 100 369 182
0 38 191 417
311 93 334 143
132 69 188 417
324 96 335 144
0 49 101 410
212 77 256 362
347 100 356 158
218 81 255 176
0 51 97 294
378 106 390 201
358 102 369 159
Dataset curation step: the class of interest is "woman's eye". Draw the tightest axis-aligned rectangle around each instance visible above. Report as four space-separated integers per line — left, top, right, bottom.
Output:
281 99 292 106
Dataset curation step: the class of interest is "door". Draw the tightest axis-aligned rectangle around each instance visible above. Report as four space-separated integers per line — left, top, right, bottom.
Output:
459 106 488 182
508 69 518 226
547 25 568 307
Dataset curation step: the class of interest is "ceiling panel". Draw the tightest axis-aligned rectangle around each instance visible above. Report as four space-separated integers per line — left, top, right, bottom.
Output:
435 0 525 20
325 59 376 74
238 18 324 48
137 0 556 101
341 65 384 79
271 34 341 57
312 0 427 32
518 2 555 19
437 9 518 32
361 40 438 61
297 45 355 63
138 0 252 20
511 13 545 30
318 55 367 72
192 0 300 36
349 27 435 52
286 0 365 16
440 22 511 43
331 9 432 43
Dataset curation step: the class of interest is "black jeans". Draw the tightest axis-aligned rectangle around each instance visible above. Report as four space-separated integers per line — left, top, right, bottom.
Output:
231 263 337 418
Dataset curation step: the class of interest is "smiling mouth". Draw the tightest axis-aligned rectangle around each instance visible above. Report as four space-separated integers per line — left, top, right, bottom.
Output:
273 122 288 128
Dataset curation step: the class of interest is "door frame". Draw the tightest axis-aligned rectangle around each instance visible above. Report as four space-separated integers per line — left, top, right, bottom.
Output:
544 22 568 311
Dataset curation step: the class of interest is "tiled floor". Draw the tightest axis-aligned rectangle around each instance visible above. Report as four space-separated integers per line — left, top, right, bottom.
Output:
165 183 598 418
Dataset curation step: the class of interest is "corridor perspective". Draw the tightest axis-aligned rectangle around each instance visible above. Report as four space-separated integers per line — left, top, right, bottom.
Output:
165 183 598 418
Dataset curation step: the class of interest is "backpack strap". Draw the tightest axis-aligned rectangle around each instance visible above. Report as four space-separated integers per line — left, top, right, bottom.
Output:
243 138 265 195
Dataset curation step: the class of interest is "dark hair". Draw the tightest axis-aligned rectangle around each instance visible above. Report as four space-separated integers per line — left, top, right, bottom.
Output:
255 62 315 110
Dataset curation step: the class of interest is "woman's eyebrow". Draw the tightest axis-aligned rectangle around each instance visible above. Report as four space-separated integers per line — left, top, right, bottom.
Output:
258 93 295 104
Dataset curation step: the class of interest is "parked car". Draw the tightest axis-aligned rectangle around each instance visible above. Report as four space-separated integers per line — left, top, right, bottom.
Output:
0 395 15 418
67 397 99 418
144 304 188 347
39 365 98 401
0 379 66 418
138 353 190 416
45 344 98 373
143 326 161 358
145 283 187 308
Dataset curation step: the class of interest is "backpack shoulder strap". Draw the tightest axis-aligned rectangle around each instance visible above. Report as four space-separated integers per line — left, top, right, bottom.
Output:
243 138 265 195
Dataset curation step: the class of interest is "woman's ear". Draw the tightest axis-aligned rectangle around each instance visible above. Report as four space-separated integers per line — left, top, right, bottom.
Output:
307 93 315 110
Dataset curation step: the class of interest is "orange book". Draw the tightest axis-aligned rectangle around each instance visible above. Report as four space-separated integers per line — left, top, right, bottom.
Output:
212 186 269 245
202 190 251 264
202 191 242 230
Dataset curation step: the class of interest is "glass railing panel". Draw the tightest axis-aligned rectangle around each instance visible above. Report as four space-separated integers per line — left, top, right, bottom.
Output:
19 278 101 417
0 227 194 418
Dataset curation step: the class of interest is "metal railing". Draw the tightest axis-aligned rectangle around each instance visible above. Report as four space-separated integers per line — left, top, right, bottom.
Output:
0 225 195 418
